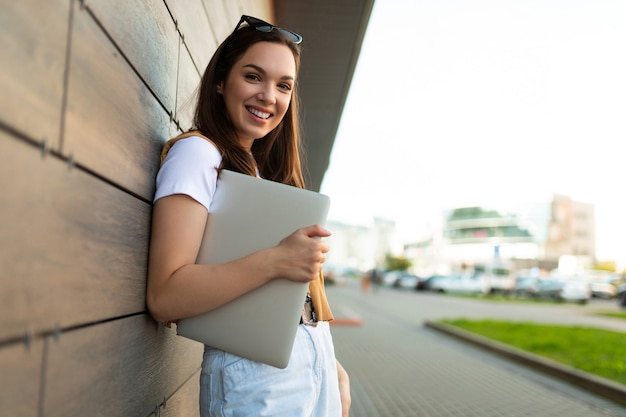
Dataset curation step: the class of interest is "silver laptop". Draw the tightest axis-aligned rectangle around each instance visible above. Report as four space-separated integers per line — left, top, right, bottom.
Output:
176 170 331 368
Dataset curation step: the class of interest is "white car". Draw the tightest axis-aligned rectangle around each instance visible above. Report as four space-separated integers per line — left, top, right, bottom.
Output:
435 272 490 295
560 280 592 303
535 278 591 304
382 270 408 287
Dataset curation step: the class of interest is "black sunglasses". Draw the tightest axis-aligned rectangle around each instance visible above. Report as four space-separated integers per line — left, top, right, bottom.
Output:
233 15 303 45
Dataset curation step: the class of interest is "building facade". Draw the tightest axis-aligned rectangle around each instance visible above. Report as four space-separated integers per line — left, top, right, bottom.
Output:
326 194 597 278
432 194 596 273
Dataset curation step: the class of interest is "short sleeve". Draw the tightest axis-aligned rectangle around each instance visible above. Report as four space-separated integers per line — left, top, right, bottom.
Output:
154 136 222 211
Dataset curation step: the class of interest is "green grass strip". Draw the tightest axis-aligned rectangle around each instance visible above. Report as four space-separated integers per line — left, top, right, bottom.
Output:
595 311 626 320
441 319 626 386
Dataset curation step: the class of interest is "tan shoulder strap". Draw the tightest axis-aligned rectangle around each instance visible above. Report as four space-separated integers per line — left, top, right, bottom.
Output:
160 130 219 164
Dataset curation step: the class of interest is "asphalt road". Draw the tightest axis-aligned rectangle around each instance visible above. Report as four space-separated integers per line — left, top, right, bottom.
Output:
325 280 626 417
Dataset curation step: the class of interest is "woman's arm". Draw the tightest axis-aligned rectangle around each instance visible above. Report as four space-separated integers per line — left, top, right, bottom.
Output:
146 193 330 323
336 359 351 417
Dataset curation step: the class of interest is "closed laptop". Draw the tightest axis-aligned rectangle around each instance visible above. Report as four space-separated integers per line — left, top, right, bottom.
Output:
176 170 331 368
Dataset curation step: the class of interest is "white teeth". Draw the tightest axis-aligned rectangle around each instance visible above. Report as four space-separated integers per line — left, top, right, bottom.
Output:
247 107 270 119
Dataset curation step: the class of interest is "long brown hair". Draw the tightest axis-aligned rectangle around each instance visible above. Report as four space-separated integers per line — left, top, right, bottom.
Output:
193 24 305 188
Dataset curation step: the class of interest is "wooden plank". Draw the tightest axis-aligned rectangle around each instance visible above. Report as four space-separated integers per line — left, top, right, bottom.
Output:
0 339 44 417
202 0 232 43
165 0 218 73
161 369 201 417
175 39 201 132
239 0 274 23
44 315 203 417
0 0 69 149
221 1 274 30
85 0 179 114
0 132 150 341
63 2 169 201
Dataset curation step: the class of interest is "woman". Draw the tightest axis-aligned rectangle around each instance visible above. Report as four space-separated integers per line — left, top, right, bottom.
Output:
147 15 350 417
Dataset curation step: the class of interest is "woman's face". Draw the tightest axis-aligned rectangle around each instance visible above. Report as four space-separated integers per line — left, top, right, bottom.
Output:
218 41 296 149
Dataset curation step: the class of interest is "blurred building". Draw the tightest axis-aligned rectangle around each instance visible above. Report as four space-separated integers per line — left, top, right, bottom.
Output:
409 194 595 273
544 194 596 263
324 217 397 274
325 194 596 276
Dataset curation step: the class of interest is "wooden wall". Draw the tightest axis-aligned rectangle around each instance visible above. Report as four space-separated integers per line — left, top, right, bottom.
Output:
0 0 272 415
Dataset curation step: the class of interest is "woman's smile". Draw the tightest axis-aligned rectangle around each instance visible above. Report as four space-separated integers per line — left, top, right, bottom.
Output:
246 106 272 120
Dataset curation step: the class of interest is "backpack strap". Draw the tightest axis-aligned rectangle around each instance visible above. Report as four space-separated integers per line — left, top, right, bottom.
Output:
160 130 219 164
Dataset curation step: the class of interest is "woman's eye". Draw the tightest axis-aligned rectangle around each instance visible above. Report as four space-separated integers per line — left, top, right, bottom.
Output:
278 83 292 91
245 74 261 81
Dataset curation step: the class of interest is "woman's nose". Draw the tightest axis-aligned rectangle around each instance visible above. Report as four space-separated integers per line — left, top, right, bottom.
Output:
257 87 276 104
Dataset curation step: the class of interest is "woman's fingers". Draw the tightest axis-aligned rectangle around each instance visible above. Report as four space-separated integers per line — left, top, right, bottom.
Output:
300 224 332 239
274 225 332 282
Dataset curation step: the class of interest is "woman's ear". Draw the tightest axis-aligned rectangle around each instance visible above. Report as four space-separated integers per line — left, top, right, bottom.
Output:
217 81 224 95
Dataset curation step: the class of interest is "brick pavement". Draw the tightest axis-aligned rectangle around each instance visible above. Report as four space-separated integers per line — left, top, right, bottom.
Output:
326 282 626 417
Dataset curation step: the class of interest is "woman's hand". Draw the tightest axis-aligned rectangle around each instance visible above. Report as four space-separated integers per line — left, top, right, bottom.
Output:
273 224 331 283
336 359 351 416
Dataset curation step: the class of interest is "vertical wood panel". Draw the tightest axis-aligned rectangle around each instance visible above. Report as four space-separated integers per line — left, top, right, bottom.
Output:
0 0 69 148
85 0 179 114
165 0 218 73
161 370 201 417
239 0 274 22
0 133 150 341
0 339 44 417
223 0 274 26
44 316 203 417
175 40 202 132
63 2 168 200
203 0 232 43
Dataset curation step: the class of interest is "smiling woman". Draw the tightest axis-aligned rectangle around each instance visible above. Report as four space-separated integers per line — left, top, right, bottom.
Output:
147 15 350 417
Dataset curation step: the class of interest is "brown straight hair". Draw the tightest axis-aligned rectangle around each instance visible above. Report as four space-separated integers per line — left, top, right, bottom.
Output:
193 25 305 188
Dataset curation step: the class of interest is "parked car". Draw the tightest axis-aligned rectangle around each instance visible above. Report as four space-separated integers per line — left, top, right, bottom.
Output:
584 272 619 299
534 278 591 304
432 272 490 295
428 275 453 292
382 270 406 287
618 283 626 309
512 276 539 298
417 274 448 291
392 273 421 290
474 261 516 294
425 275 453 292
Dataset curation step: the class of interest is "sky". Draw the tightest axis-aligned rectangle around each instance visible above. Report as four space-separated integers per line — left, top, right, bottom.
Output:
319 0 626 265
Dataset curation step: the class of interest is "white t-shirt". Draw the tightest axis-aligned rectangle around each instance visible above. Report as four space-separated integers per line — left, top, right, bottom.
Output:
154 136 222 211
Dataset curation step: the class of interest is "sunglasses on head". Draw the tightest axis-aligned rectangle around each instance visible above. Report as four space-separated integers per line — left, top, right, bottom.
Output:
233 15 303 45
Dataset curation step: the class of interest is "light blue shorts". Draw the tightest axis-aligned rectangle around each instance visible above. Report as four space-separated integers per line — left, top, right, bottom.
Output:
200 322 341 417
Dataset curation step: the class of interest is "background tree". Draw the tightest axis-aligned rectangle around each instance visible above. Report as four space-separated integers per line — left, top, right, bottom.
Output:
385 254 411 272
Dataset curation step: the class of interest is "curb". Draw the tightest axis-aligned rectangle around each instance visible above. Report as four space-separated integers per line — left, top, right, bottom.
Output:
424 320 626 407
330 317 363 326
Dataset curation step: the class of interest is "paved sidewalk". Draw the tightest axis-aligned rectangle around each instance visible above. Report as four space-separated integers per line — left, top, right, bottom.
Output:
326 282 626 417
